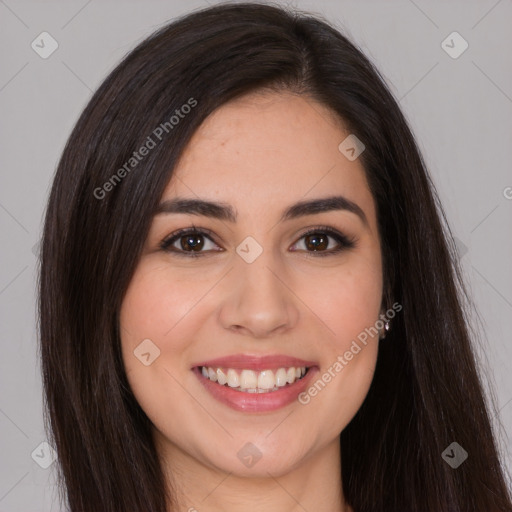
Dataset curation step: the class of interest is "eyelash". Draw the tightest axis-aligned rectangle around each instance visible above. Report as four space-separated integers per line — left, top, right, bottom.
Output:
159 224 357 258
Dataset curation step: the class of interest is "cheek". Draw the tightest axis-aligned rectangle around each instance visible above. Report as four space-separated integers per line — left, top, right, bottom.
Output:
320 273 381 372
118 262 203 407
121 264 192 335
309 255 383 346
118 263 207 446
294 254 382 423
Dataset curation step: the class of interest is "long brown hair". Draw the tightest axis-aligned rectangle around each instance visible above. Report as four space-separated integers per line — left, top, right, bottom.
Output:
37 2 512 511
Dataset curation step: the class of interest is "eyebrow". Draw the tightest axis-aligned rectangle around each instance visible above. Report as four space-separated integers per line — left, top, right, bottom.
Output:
154 195 368 226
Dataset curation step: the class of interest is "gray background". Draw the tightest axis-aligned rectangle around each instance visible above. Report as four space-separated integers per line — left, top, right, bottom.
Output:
1 0 511 510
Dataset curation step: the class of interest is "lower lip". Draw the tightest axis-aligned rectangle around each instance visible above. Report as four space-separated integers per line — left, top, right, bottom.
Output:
193 366 319 413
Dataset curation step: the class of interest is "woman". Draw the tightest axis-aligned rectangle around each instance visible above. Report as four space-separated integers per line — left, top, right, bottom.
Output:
38 2 512 511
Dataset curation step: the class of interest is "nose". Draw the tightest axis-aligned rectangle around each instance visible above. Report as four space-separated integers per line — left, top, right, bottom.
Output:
218 252 299 339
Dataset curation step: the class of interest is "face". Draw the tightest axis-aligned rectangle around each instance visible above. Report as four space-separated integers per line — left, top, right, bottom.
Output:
119 91 384 480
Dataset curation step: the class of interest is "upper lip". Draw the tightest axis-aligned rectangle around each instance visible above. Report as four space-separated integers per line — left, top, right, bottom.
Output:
193 354 317 371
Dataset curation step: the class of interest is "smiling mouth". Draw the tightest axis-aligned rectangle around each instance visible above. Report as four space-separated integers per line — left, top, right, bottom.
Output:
198 365 310 393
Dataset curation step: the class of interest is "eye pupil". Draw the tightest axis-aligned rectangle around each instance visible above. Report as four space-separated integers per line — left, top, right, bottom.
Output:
182 235 204 251
305 233 328 251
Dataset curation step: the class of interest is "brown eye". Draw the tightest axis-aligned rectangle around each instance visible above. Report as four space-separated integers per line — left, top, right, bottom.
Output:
291 227 356 257
160 228 221 257
304 232 329 251
179 233 205 252
160 226 356 258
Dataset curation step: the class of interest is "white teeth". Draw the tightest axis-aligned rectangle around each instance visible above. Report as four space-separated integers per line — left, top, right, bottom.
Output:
240 369 258 389
257 370 275 390
227 369 240 388
216 368 227 385
201 365 308 392
275 368 288 387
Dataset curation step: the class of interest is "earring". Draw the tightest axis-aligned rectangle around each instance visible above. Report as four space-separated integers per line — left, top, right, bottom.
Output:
380 320 391 340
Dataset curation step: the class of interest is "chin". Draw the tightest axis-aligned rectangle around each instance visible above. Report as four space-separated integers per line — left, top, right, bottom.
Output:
199 432 313 478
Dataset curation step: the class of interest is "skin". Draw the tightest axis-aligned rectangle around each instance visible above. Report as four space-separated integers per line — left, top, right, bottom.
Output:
120 90 384 512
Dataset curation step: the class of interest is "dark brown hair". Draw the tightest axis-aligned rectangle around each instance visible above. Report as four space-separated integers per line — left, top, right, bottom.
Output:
38 2 512 511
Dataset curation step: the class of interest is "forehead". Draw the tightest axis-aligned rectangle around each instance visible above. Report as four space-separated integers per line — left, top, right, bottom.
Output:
163 91 375 224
